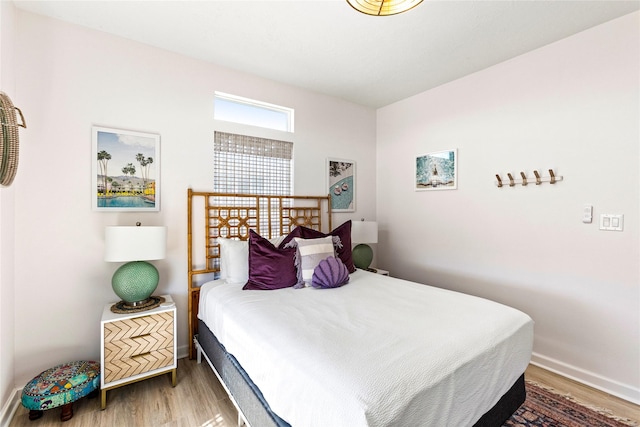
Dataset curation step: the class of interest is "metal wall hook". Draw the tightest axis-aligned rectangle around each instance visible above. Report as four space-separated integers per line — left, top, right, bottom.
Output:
520 172 527 186
533 170 541 185
507 173 515 187
496 174 503 188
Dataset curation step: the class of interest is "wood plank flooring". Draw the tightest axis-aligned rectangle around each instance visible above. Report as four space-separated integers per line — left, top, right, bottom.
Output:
9 358 238 427
9 358 639 426
525 364 640 423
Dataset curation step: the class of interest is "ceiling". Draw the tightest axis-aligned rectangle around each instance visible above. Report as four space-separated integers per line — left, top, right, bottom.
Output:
12 1 640 108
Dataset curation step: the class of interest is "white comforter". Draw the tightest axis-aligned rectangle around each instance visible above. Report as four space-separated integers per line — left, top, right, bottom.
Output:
198 270 533 427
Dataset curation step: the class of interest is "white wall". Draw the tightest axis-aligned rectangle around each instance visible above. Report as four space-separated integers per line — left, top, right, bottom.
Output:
0 0 18 422
5 2 638 412
377 12 639 403
10 10 376 388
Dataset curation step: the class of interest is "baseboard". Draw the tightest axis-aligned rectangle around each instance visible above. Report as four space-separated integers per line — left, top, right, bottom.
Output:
531 352 640 405
0 388 21 427
177 344 189 360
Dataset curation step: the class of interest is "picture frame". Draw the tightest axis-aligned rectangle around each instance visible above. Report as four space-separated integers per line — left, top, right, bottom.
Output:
327 158 356 212
415 149 457 191
92 126 160 211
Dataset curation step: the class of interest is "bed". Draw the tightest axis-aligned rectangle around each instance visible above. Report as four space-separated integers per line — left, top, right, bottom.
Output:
187 190 534 427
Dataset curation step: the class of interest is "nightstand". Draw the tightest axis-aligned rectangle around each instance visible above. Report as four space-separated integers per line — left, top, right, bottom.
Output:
100 295 177 409
368 267 389 276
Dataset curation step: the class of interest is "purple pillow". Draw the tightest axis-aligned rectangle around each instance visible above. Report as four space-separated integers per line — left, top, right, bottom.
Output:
295 221 355 273
311 257 350 289
243 230 301 290
279 226 303 248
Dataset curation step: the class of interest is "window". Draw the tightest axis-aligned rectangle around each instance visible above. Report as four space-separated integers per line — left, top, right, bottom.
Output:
214 131 293 237
214 92 294 132
214 131 292 196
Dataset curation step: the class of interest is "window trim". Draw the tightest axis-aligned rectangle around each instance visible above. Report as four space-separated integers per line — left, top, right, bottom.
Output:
214 91 295 133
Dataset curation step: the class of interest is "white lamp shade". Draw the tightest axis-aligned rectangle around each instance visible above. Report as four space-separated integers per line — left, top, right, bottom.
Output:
105 226 167 262
351 221 378 244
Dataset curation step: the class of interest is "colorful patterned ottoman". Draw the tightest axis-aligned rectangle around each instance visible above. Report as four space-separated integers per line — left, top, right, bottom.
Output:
21 361 100 421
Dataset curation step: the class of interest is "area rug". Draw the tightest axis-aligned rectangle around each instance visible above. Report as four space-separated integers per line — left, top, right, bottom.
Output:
505 381 638 427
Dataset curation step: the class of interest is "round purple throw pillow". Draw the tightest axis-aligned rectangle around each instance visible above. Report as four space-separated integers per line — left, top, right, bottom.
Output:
311 256 350 289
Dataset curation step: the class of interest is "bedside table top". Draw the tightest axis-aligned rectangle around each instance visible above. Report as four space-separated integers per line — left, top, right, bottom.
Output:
101 294 174 322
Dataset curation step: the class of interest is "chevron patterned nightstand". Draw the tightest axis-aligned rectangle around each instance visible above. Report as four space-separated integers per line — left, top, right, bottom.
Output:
100 295 177 409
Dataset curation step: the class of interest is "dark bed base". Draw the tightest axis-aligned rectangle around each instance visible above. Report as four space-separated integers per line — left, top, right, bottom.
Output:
196 319 289 427
196 319 525 427
473 373 525 427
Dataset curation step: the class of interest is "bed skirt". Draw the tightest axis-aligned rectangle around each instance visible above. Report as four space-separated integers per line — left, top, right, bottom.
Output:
196 319 525 427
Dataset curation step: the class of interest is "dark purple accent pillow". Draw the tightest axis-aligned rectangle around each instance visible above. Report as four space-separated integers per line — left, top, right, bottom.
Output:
311 257 350 289
278 226 303 248
297 221 355 273
243 230 300 290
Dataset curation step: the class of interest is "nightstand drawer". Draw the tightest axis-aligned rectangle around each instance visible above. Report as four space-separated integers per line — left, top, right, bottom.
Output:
104 312 173 344
104 347 174 383
104 312 174 362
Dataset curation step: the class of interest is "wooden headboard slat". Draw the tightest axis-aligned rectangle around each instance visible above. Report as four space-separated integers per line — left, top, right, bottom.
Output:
187 189 331 358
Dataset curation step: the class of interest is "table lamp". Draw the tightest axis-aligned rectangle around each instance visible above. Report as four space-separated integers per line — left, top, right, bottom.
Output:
351 220 378 270
105 224 166 308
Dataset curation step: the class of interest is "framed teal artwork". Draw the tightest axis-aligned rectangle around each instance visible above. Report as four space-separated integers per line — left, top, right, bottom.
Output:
327 158 355 212
415 149 457 191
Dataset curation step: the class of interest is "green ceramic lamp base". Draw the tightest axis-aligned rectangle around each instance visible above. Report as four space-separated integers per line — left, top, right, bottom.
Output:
352 243 374 270
111 261 159 306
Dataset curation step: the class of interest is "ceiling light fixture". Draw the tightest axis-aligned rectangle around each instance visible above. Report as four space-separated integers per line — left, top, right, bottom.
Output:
346 0 423 16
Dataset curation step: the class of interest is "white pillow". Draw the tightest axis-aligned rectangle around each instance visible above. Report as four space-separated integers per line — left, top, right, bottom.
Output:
218 235 286 283
218 238 249 283
269 234 286 248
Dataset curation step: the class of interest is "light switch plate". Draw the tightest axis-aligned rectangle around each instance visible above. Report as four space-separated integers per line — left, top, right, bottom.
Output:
599 214 624 231
582 205 593 223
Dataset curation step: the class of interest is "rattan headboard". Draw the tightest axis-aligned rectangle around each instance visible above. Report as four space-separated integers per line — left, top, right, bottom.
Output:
187 189 331 358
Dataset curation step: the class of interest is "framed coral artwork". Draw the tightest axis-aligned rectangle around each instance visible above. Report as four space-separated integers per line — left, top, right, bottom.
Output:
327 158 355 212
92 126 160 211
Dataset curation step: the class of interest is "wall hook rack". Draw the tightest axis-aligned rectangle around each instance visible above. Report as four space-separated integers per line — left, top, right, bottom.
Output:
495 169 563 188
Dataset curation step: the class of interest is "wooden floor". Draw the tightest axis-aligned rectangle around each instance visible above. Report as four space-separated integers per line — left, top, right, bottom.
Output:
10 358 238 427
525 364 640 424
10 358 639 427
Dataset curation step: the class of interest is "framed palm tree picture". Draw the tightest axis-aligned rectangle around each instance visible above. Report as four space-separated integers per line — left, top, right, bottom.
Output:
92 126 160 211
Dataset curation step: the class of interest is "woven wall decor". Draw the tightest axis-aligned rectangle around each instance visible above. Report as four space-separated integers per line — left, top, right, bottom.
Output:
0 92 26 187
